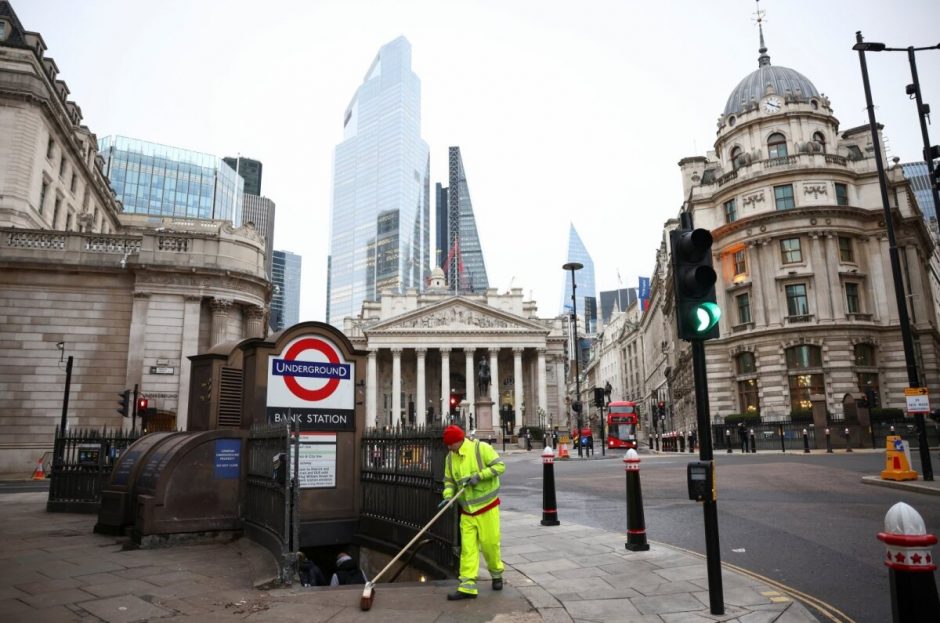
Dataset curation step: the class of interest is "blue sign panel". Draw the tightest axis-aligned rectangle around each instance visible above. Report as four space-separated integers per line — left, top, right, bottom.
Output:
214 439 241 480
638 276 650 299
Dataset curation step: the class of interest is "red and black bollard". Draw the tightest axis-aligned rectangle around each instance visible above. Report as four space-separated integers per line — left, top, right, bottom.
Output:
803 428 810 453
845 427 853 453
623 449 649 551
825 428 833 453
725 429 732 453
540 446 560 526
654 433 660 452
877 502 940 622
749 429 756 454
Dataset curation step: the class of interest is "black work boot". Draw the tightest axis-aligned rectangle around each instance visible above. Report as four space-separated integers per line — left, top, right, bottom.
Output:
447 590 477 601
492 578 503 591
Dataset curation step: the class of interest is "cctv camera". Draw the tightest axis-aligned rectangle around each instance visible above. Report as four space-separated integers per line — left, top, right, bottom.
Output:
56 341 64 350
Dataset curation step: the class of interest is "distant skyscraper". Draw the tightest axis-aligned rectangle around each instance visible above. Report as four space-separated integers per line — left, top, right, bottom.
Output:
271 250 301 331
902 162 938 229
98 136 243 224
561 224 597 332
599 288 637 325
435 146 488 293
242 194 276 278
326 36 430 326
224 156 263 196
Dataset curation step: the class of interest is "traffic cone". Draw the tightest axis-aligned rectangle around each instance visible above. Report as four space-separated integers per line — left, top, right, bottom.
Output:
558 440 570 460
31 457 45 480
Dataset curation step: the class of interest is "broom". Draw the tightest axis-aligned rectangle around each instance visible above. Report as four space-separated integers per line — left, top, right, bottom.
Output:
360 485 466 611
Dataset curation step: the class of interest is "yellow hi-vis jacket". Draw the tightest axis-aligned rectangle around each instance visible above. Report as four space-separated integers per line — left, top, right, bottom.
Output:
442 439 505 514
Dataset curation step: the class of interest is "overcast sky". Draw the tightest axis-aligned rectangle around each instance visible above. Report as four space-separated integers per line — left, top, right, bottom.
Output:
19 0 940 321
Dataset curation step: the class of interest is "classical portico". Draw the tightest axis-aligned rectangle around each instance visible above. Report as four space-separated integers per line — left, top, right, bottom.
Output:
344 274 566 437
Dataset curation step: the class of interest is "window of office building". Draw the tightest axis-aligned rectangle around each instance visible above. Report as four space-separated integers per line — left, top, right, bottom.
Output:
785 283 809 317
774 184 795 210
838 236 854 262
845 282 861 314
736 292 751 325
735 352 759 414
733 249 747 276
768 133 788 159
835 183 849 206
781 238 802 264
724 198 737 223
786 345 824 411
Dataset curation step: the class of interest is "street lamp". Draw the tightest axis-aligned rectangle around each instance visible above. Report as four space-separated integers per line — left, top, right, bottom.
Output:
853 32 937 481
563 261 584 457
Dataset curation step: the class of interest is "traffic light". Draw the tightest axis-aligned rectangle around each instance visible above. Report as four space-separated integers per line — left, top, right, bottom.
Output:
593 387 606 408
572 400 583 414
670 227 720 340
116 389 130 418
449 393 459 415
137 397 149 413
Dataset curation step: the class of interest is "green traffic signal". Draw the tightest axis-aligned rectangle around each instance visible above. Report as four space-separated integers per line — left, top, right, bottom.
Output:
693 302 721 333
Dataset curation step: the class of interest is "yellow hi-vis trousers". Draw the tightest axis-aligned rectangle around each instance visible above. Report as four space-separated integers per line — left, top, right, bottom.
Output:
457 506 504 595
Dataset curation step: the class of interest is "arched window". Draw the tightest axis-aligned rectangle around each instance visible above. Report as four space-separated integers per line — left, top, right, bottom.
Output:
854 344 880 407
730 146 743 170
735 353 759 415
786 345 824 411
813 132 826 153
768 133 788 159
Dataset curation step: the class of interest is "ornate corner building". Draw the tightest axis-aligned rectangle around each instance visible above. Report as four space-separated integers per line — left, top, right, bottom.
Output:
0 3 270 474
661 29 940 433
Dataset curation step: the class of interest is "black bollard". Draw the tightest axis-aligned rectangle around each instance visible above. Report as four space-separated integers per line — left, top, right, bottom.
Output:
877 502 940 622
749 429 756 454
679 434 685 453
654 434 660 452
725 429 732 454
845 427 853 453
623 449 650 551
803 428 810 453
779 425 786 453
688 431 694 454
540 446 560 526
825 428 833 453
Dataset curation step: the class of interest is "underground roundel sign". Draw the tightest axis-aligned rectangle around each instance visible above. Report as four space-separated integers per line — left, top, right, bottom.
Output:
266 335 355 431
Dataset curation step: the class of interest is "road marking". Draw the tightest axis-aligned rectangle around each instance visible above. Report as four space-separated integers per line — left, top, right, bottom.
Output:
652 541 856 623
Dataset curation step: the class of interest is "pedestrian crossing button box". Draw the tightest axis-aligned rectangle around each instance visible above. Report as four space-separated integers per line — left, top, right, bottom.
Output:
687 461 714 502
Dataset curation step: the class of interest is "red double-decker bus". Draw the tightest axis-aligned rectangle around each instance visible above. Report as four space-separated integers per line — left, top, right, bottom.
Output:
607 401 639 449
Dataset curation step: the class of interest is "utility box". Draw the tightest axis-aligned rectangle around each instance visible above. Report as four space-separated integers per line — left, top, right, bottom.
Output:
687 461 715 502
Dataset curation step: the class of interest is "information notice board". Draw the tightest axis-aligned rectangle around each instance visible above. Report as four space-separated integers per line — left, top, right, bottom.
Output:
289 432 337 488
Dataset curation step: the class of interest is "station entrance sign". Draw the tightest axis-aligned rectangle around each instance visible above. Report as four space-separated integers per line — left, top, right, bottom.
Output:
266 335 355 431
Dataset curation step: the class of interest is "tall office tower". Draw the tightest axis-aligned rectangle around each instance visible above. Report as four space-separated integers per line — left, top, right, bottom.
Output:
326 36 430 326
243 194 276 278
561 223 597 332
271 250 302 331
223 156 263 196
902 162 938 233
98 136 243 225
435 146 489 293
599 288 637 326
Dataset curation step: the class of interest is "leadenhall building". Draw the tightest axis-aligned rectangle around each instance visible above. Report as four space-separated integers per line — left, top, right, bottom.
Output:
661 26 940 430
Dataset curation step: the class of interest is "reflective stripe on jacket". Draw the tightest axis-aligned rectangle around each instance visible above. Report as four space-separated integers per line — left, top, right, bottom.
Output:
442 439 504 514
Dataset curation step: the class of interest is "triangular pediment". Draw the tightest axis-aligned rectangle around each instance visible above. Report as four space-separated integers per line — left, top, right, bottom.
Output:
366 297 548 335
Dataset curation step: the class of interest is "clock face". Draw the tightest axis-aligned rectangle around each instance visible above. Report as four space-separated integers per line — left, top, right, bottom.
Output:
762 97 782 113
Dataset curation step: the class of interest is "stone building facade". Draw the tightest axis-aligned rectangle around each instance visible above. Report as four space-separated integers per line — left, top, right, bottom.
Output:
0 3 269 474
344 268 567 437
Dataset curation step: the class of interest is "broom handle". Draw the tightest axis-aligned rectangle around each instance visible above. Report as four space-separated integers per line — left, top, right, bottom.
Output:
370 485 466 585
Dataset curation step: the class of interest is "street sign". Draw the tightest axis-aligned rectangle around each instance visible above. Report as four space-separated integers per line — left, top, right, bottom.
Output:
904 387 930 414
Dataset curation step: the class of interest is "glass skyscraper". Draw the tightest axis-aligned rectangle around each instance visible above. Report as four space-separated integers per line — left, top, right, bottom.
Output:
902 162 938 227
98 136 243 224
271 250 301 331
561 224 597 333
435 146 488 293
326 36 430 326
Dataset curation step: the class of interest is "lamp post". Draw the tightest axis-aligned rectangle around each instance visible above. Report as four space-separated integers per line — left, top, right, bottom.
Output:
853 32 938 481
563 261 584 458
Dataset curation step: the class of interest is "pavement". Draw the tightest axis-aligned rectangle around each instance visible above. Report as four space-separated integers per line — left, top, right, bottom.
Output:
2 446 938 623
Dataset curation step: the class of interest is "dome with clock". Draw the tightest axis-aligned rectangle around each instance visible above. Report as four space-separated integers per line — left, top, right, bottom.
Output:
722 24 820 117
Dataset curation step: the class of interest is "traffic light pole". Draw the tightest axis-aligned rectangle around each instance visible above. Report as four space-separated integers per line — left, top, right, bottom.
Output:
59 355 73 435
132 383 139 433
693 339 723 615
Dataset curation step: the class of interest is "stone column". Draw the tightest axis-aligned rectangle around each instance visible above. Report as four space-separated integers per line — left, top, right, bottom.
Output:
489 348 500 406
126 293 150 398
391 348 402 428
366 349 378 428
210 298 233 347
245 304 265 338
809 232 833 320
175 296 202 431
553 355 566 430
513 348 524 431
440 347 451 425
465 349 475 425
416 348 426 427
823 234 844 320
537 348 548 420
749 240 769 326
